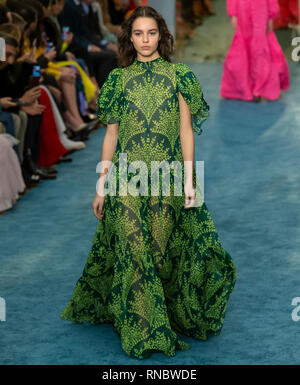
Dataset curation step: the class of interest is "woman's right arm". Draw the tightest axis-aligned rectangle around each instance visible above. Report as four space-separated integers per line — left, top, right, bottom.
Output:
92 122 118 220
97 122 119 194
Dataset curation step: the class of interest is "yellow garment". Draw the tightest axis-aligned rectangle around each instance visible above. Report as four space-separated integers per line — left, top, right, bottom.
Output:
22 36 44 58
45 61 62 80
51 61 96 103
61 42 68 53
22 37 96 103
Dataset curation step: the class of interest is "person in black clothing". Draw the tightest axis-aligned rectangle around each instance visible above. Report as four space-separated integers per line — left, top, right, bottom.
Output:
58 0 118 87
0 33 56 184
107 0 127 25
47 0 99 95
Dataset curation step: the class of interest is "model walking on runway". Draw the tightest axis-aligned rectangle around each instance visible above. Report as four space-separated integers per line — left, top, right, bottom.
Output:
221 0 290 101
60 5 237 360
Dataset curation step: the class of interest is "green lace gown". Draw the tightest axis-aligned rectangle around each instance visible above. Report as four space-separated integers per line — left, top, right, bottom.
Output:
60 56 237 360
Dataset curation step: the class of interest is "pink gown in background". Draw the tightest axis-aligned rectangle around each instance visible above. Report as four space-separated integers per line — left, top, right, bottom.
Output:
220 0 290 101
0 134 25 212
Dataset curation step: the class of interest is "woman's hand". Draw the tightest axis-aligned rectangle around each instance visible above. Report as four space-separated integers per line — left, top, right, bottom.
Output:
17 48 37 64
92 193 105 220
231 16 237 30
184 183 196 209
21 103 45 116
65 51 76 61
58 67 76 83
0 97 17 109
88 44 102 53
44 46 57 62
106 42 119 54
64 32 74 46
19 86 41 105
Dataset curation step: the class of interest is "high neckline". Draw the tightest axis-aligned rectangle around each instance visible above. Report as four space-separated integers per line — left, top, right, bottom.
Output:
134 56 163 66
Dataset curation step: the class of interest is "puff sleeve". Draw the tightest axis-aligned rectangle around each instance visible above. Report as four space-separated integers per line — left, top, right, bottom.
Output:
268 0 279 19
227 0 237 17
176 62 210 135
96 67 124 125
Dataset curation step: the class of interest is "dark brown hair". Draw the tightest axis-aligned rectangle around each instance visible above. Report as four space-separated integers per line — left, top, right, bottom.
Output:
118 6 174 68
0 31 19 48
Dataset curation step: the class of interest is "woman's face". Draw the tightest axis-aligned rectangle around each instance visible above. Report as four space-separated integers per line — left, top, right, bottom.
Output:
26 13 38 34
44 0 53 17
52 0 64 16
28 20 38 33
130 17 160 59
0 44 17 70
6 12 12 23
57 0 65 14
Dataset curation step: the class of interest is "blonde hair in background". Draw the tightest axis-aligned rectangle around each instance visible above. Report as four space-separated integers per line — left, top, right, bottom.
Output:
10 12 26 30
0 23 22 43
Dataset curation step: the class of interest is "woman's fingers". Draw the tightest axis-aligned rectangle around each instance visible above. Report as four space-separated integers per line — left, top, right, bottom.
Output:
183 183 196 208
35 105 46 114
93 204 100 219
93 202 104 220
184 192 196 209
98 202 103 219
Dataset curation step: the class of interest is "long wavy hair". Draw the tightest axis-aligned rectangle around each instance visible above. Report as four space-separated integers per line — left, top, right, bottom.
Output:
118 6 174 68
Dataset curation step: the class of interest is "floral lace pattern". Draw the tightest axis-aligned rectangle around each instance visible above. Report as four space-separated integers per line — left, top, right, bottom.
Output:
60 56 237 360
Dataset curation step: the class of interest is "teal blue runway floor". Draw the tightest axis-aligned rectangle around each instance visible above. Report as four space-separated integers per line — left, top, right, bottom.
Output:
1 62 300 365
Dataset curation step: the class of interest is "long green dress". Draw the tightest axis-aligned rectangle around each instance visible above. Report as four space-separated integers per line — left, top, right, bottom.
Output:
60 56 237 360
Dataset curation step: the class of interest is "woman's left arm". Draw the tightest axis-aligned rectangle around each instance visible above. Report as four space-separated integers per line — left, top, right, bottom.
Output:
179 91 196 208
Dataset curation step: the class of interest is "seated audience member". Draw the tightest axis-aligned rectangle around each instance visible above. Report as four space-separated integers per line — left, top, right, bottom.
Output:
0 133 26 215
0 32 70 183
91 0 118 46
83 0 119 54
50 0 100 96
98 0 122 36
37 0 100 118
107 0 127 25
6 0 91 133
0 0 124 211
0 96 21 160
58 0 118 87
